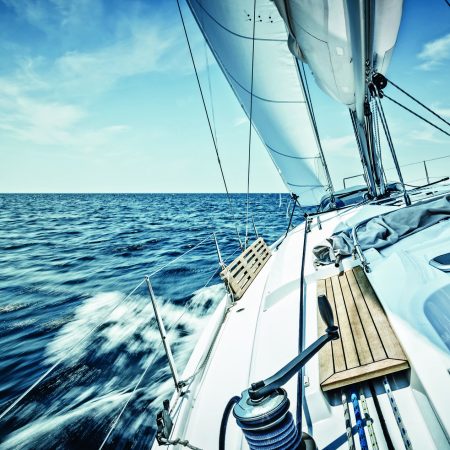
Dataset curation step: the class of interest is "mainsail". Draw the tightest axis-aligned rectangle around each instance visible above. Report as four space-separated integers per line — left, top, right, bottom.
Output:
186 0 330 206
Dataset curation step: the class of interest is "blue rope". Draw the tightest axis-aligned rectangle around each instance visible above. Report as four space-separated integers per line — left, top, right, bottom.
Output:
351 393 368 450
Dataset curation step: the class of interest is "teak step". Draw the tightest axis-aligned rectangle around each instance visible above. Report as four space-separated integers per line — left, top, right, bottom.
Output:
317 266 409 391
220 237 271 300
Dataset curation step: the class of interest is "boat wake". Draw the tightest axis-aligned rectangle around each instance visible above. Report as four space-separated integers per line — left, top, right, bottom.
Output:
0 284 225 449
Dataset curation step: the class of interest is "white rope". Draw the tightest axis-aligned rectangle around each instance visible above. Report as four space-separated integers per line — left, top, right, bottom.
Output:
0 278 146 422
245 0 258 248
163 438 203 449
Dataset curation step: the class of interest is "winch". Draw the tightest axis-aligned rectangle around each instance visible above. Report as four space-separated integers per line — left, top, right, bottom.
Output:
221 294 339 450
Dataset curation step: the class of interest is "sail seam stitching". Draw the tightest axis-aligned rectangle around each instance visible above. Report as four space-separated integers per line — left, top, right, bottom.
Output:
225 69 306 104
267 145 321 160
192 0 285 42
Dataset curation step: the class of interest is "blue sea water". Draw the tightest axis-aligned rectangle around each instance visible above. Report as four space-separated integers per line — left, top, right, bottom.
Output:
0 193 302 449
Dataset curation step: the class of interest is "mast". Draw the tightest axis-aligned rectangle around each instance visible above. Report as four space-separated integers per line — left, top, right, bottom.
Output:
344 0 387 197
273 0 403 198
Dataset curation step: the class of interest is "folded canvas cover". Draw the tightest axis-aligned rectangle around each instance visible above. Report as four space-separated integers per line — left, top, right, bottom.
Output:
313 194 450 265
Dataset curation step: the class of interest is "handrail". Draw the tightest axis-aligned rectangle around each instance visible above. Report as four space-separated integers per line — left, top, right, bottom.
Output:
342 154 450 189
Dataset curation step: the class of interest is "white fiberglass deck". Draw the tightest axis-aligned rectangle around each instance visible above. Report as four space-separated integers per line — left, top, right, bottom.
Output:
152 186 450 450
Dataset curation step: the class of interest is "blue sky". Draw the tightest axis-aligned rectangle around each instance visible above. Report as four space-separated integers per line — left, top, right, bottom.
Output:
0 0 449 193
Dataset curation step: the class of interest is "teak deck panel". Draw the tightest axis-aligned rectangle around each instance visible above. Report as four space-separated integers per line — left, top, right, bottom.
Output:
317 266 409 391
220 237 271 300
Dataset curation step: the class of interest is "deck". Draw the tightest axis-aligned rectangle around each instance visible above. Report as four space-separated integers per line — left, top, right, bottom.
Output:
317 266 409 391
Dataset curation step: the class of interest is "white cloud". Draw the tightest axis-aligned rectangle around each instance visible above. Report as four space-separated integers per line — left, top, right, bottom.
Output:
417 33 450 71
1 0 104 36
322 135 357 156
0 5 185 150
55 25 177 94
0 79 129 148
233 116 248 127
431 104 450 119
408 127 447 145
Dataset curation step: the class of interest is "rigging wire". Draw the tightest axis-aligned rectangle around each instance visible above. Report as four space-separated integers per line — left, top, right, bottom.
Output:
0 233 217 422
167 244 241 333
245 0 257 248
386 77 450 127
175 0 244 250
98 352 159 450
147 233 213 279
298 61 335 201
204 40 218 146
373 93 411 205
349 109 371 193
382 93 450 138
371 99 387 187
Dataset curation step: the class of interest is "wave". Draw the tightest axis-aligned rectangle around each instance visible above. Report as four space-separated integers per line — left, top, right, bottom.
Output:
1 284 226 449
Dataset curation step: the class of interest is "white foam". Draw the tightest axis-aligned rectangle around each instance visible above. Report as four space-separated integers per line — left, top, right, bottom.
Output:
0 389 128 449
2 283 226 447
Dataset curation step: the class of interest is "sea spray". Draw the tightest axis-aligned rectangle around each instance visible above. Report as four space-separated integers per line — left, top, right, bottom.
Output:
1 284 225 449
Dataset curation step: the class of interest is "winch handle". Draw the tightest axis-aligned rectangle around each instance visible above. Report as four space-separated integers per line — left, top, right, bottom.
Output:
248 295 339 401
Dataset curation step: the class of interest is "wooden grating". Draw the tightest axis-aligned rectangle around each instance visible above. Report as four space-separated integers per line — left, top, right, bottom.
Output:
317 266 409 391
220 237 271 300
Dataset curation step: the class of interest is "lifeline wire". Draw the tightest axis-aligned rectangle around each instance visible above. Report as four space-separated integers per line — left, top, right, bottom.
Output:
391 154 449 168
0 234 215 421
98 351 159 450
245 0 257 248
0 278 146 422
147 233 213 278
101 236 239 448
167 244 241 333
175 0 244 249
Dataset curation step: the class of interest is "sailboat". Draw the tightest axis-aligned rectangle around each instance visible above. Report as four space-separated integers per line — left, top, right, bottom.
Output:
150 1 450 449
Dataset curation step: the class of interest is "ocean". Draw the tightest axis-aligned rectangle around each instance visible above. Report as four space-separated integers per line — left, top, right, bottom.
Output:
0 193 303 449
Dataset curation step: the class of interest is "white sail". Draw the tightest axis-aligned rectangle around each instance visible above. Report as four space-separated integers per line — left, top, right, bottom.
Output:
273 0 403 110
186 0 329 206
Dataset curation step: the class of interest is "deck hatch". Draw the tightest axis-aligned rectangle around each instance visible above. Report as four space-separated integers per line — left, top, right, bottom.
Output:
220 237 271 300
317 266 409 391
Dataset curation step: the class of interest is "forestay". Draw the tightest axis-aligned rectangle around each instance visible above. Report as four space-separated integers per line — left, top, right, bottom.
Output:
186 0 329 206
